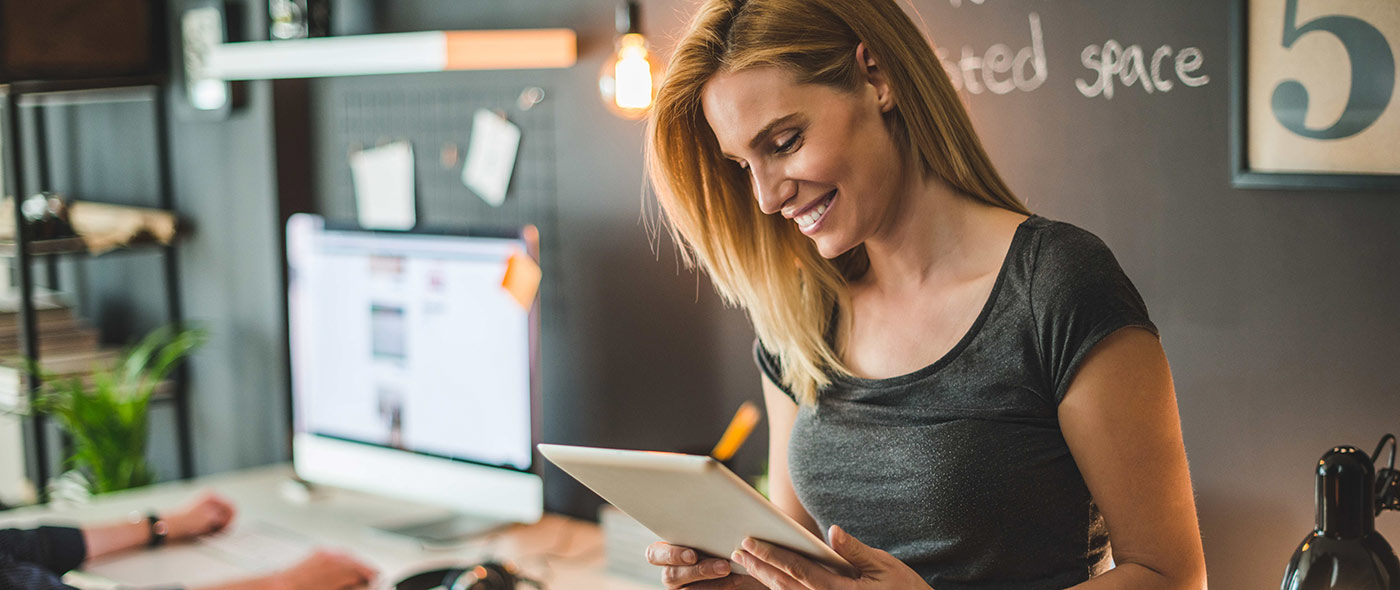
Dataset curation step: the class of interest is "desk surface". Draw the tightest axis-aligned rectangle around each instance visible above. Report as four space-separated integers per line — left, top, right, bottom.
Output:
0 464 657 590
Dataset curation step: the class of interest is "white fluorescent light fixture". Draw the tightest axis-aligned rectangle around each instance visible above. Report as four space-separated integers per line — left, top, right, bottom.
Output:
202 29 577 81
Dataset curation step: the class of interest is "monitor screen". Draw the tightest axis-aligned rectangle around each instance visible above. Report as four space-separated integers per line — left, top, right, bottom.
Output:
287 214 534 472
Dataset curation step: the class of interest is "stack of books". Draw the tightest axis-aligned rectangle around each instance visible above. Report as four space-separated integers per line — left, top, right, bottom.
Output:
0 288 116 410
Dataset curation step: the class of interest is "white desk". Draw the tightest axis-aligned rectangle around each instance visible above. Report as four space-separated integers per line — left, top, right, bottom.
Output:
0 464 657 590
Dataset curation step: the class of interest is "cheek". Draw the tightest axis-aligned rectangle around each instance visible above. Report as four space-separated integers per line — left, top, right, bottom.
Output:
850 125 906 206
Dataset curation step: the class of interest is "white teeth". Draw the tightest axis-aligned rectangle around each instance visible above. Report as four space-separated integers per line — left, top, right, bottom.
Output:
795 194 833 229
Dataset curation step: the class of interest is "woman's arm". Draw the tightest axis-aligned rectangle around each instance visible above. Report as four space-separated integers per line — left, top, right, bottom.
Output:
761 377 821 537
1058 327 1207 590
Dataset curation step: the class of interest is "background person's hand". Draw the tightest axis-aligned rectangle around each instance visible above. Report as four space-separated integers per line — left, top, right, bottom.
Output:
166 490 237 542
730 526 932 590
270 549 378 590
647 541 766 590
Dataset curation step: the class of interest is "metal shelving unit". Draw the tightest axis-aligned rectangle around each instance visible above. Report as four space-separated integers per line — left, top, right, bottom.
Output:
0 76 192 500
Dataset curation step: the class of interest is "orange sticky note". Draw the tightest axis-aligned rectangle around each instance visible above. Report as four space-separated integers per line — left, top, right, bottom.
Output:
502 252 541 309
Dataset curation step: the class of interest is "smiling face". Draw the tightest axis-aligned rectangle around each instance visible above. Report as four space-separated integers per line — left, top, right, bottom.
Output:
700 52 908 259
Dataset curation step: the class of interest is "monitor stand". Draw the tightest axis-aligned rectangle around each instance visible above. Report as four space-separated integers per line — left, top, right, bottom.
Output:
372 512 511 545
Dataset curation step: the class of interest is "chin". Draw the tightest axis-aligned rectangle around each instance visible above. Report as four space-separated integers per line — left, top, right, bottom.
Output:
811 236 858 260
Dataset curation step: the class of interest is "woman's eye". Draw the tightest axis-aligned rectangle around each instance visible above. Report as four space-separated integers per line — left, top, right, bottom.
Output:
775 132 802 154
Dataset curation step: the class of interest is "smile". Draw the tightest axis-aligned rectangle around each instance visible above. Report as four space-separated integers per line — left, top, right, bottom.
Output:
794 190 836 233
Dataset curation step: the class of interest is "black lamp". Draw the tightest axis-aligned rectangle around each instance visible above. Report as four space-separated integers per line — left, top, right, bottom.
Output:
1281 434 1400 590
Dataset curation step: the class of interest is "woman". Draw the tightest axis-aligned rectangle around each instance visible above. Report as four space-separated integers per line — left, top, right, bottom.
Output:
641 1 1206 589
1 492 375 590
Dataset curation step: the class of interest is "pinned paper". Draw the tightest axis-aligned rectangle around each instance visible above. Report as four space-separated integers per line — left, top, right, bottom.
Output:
462 109 522 207
350 141 416 230
501 251 541 309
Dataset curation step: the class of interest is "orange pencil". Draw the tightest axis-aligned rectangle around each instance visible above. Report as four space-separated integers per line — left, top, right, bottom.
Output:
711 401 762 462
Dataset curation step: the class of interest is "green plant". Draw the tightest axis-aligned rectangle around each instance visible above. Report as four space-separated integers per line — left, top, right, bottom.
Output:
29 324 207 494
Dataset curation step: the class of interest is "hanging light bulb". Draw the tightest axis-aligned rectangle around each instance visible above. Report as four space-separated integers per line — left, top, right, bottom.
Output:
599 1 662 120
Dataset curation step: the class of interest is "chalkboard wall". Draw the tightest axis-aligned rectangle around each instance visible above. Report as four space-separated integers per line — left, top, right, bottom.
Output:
903 3 1398 587
279 1 1400 588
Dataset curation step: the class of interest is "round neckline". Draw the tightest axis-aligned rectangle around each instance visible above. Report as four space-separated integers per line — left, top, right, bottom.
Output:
828 214 1039 389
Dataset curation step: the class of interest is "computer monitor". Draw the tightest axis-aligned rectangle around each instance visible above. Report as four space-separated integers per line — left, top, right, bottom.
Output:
286 213 543 541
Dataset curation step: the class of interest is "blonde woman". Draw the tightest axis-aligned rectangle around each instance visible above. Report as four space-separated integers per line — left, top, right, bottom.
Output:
641 1 1206 589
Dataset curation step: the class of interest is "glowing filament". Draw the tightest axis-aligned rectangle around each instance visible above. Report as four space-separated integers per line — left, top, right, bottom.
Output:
614 34 654 110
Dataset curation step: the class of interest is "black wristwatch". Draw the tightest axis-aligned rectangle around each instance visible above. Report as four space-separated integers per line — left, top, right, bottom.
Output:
146 513 169 548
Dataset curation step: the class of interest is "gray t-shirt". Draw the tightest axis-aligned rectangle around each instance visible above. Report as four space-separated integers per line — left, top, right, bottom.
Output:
756 215 1157 590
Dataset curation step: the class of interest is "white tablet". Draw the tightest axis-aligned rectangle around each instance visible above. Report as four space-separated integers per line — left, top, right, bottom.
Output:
537 444 856 577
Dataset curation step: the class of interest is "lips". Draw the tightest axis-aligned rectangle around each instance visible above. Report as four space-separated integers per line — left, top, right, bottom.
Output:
794 190 836 231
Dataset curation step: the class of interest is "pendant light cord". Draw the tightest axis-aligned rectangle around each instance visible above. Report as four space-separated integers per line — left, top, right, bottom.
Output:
1373 433 1399 515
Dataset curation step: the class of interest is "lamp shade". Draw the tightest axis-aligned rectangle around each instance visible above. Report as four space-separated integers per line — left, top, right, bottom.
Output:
1281 446 1400 590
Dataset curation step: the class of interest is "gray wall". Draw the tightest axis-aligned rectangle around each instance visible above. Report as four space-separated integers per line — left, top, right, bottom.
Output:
43 0 1394 588
162 0 291 474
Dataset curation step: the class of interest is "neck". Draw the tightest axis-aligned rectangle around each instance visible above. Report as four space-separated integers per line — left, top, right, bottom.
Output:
860 170 987 291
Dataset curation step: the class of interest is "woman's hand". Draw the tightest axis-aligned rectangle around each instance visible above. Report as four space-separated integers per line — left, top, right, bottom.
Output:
647 541 766 590
166 490 237 542
731 526 932 590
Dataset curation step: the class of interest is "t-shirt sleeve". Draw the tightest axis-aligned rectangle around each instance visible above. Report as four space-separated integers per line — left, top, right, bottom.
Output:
753 339 798 403
0 525 87 581
1030 222 1158 405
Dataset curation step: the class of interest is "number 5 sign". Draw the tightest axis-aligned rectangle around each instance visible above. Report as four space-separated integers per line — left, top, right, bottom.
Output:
1231 0 1400 189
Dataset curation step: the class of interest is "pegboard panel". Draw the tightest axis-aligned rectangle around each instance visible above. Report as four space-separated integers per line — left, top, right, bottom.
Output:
315 75 561 316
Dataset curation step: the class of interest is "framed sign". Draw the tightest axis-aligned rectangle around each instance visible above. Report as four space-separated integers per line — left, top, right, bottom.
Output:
1231 0 1400 190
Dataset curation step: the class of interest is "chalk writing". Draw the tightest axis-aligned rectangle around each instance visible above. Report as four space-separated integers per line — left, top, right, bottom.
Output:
1075 41 1208 99
936 13 1046 95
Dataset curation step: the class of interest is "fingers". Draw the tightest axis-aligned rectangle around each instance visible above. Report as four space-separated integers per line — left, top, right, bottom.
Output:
346 554 378 582
190 491 235 533
646 542 698 566
661 560 732 588
732 550 802 590
213 499 236 529
733 539 837 590
826 526 875 575
647 542 734 589
209 492 236 513
682 574 756 590
310 549 376 589
202 491 236 515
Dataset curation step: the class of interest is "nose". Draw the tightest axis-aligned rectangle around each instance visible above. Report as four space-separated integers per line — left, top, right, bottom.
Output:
751 166 795 216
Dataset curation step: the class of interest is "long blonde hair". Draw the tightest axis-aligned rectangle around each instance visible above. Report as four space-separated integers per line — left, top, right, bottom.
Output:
645 0 1028 404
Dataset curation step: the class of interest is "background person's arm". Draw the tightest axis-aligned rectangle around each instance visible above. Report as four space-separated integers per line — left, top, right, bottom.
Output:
80 519 151 561
1059 327 1207 590
83 492 236 561
195 550 376 590
0 525 87 585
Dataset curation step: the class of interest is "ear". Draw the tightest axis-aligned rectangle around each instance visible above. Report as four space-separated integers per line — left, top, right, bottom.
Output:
855 42 894 113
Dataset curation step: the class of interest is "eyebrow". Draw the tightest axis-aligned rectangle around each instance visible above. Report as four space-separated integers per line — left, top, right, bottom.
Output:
748 113 803 150
721 113 803 159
